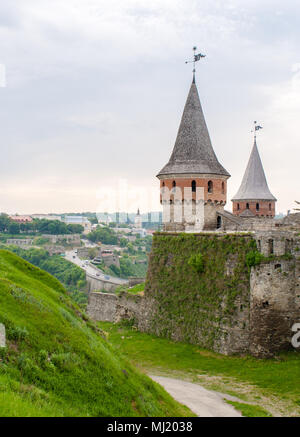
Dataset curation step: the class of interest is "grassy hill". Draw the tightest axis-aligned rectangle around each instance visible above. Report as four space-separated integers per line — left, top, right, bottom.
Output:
0 250 192 417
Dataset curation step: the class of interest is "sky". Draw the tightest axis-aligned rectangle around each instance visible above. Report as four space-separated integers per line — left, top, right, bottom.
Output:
0 0 299 215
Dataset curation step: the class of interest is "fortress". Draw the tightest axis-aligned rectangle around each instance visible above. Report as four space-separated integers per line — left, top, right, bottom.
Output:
87 68 300 358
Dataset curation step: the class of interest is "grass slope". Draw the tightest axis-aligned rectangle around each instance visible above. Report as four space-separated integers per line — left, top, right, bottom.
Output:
99 322 300 417
0 250 192 417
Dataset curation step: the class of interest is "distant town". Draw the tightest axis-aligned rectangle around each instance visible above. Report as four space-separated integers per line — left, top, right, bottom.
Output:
0 209 163 307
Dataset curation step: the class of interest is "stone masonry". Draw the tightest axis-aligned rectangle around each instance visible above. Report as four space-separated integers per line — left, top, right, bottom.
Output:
87 230 300 358
0 323 6 348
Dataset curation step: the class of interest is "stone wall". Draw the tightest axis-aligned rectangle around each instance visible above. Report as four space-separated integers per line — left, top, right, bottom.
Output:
87 231 300 358
250 258 300 357
6 239 33 247
87 292 117 321
0 323 5 348
86 273 120 293
42 234 81 244
87 291 146 326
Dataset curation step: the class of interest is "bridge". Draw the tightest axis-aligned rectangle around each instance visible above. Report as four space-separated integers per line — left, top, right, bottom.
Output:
65 249 129 292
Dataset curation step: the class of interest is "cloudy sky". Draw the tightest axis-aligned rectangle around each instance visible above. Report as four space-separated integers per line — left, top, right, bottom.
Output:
0 0 299 214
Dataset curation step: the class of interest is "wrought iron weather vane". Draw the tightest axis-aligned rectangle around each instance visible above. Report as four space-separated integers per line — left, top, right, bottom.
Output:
185 46 206 82
252 121 263 140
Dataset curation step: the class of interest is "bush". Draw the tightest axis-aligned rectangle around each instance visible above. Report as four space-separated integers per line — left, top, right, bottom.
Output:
7 326 29 341
188 253 205 273
245 251 265 267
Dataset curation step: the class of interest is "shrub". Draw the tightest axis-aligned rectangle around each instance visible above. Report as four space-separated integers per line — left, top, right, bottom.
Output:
245 250 265 267
188 253 205 273
7 326 29 341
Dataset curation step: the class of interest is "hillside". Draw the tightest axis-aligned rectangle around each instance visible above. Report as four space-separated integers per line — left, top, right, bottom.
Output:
0 250 191 417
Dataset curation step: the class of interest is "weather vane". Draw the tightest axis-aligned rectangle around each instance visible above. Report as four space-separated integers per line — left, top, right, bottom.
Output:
185 46 206 82
252 121 263 140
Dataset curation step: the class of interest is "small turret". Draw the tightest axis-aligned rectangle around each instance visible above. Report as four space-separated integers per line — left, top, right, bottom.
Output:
232 137 276 217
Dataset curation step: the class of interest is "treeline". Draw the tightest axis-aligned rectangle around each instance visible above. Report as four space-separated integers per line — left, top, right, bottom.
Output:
106 255 147 279
87 225 153 251
0 214 83 235
87 226 118 245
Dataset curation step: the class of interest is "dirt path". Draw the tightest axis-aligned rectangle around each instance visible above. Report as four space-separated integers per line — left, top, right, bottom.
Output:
150 375 242 417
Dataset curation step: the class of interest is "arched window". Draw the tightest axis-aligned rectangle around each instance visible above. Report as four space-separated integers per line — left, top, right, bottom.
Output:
269 203 272 211
256 203 260 211
217 216 222 229
208 180 213 193
171 180 176 193
191 180 196 192
246 203 249 209
237 203 240 210
162 182 165 193
221 182 225 194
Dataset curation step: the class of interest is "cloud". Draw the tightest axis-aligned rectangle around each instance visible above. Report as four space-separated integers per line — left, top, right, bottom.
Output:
0 0 299 213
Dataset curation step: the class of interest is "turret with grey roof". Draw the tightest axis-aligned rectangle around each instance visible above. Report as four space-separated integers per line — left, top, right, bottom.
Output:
157 82 230 177
157 77 229 231
232 139 276 201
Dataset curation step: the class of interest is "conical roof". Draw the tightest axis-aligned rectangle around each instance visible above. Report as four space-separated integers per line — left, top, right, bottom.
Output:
232 139 276 201
157 81 229 177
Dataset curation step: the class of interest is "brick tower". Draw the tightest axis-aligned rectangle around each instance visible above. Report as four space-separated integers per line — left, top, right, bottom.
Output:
157 77 230 231
232 137 276 218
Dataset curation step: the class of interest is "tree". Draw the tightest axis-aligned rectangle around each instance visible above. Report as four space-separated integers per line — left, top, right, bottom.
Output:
0 214 10 232
88 217 98 225
127 243 136 255
88 248 99 259
8 222 20 235
119 237 128 248
86 226 118 245
120 257 135 277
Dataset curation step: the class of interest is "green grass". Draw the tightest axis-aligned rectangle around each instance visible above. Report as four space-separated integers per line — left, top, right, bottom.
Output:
225 401 272 417
115 282 145 295
98 322 300 413
0 249 193 417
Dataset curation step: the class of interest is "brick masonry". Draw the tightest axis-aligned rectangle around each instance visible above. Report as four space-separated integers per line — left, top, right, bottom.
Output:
232 200 275 218
160 175 228 230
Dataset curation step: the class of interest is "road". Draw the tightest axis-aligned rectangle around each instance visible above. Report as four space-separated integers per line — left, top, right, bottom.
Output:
150 375 242 417
65 249 128 286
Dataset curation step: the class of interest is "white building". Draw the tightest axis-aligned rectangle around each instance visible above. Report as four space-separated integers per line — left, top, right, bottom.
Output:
63 216 92 234
134 209 143 229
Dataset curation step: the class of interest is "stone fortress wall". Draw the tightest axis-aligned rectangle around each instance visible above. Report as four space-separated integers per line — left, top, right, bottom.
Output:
87 220 300 358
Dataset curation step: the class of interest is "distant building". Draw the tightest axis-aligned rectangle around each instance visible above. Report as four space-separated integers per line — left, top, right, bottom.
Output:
9 215 33 223
31 214 62 221
42 234 81 245
6 238 33 247
132 229 147 238
134 209 143 229
101 250 120 268
63 216 92 234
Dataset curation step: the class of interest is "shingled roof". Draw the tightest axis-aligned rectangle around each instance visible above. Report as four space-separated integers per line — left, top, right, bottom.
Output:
157 81 230 177
232 139 276 201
